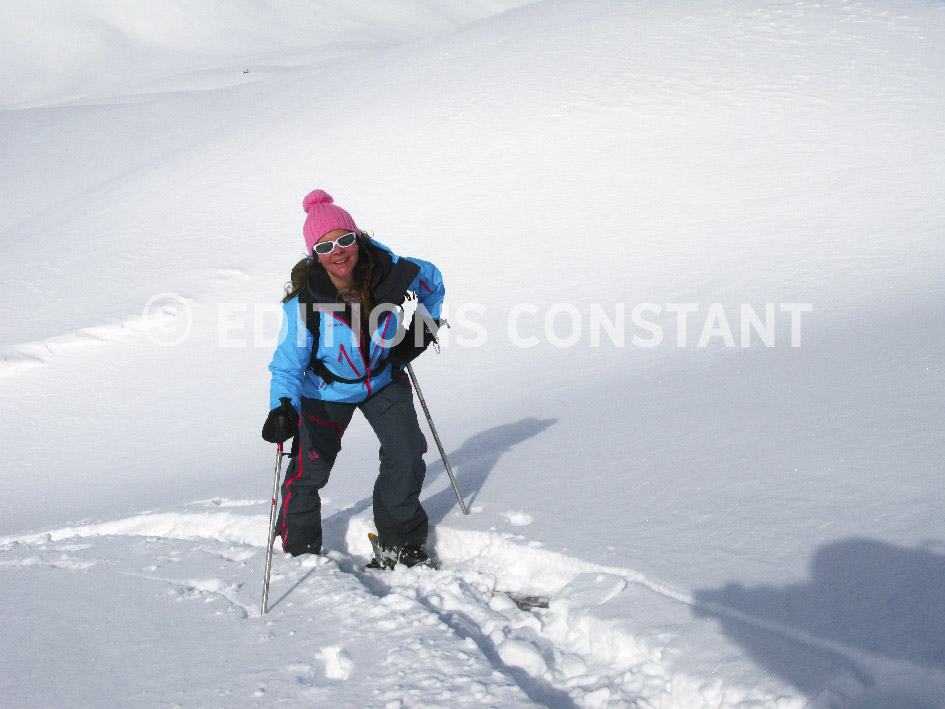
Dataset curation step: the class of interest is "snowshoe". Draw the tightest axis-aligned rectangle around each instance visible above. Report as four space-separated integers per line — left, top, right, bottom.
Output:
367 533 438 570
505 594 550 610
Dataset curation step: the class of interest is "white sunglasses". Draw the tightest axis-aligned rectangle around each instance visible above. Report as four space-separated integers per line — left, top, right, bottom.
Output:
313 231 357 255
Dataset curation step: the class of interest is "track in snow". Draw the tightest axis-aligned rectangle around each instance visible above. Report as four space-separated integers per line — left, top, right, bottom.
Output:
3 501 943 708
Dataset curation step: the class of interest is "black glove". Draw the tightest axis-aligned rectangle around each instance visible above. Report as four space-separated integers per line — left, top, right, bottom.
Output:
261 398 298 443
391 316 445 367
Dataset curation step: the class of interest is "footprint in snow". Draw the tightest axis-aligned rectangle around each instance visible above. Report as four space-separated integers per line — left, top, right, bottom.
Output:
501 510 533 526
316 646 353 680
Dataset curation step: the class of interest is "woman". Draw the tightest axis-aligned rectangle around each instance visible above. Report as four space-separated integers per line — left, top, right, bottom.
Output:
262 189 444 568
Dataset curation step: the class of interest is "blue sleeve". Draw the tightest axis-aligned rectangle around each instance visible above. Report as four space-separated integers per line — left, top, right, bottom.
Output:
405 256 445 320
267 297 313 412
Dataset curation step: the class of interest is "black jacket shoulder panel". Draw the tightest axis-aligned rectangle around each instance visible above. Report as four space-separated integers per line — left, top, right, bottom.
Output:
368 242 420 306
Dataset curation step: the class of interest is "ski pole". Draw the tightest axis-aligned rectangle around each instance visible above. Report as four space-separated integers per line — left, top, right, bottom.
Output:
406 362 469 515
261 441 285 615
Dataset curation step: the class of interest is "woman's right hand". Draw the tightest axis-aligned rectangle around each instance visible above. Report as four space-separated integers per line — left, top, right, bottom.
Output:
261 398 298 443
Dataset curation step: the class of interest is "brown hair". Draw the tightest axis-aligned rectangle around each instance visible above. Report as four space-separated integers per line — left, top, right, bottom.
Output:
282 232 376 317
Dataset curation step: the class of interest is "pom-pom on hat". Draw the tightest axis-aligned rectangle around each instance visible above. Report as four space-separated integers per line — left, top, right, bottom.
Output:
302 189 358 255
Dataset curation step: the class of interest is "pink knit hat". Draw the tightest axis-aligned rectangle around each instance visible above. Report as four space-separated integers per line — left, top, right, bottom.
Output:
302 189 358 255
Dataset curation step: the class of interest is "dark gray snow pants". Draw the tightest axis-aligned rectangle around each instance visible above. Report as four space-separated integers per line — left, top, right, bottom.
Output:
277 376 428 552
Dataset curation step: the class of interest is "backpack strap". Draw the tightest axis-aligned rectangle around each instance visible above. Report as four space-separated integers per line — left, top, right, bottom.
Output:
309 356 392 385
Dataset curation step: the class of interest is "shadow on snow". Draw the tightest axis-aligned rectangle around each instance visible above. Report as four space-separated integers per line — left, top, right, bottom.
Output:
693 537 945 707
422 415 558 525
320 416 558 544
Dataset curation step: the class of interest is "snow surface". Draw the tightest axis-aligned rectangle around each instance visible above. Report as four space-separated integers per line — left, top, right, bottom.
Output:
2 0 945 706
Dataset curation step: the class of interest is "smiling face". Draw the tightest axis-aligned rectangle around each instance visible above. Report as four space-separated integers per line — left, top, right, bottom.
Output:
314 228 359 288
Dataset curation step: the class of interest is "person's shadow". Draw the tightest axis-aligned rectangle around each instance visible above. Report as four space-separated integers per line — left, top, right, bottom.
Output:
693 538 945 707
422 416 557 524
323 416 557 537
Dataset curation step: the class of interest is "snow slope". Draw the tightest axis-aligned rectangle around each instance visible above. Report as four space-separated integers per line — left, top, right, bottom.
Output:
2 0 945 706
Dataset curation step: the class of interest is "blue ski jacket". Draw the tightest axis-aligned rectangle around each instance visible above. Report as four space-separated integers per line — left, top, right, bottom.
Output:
268 239 444 411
